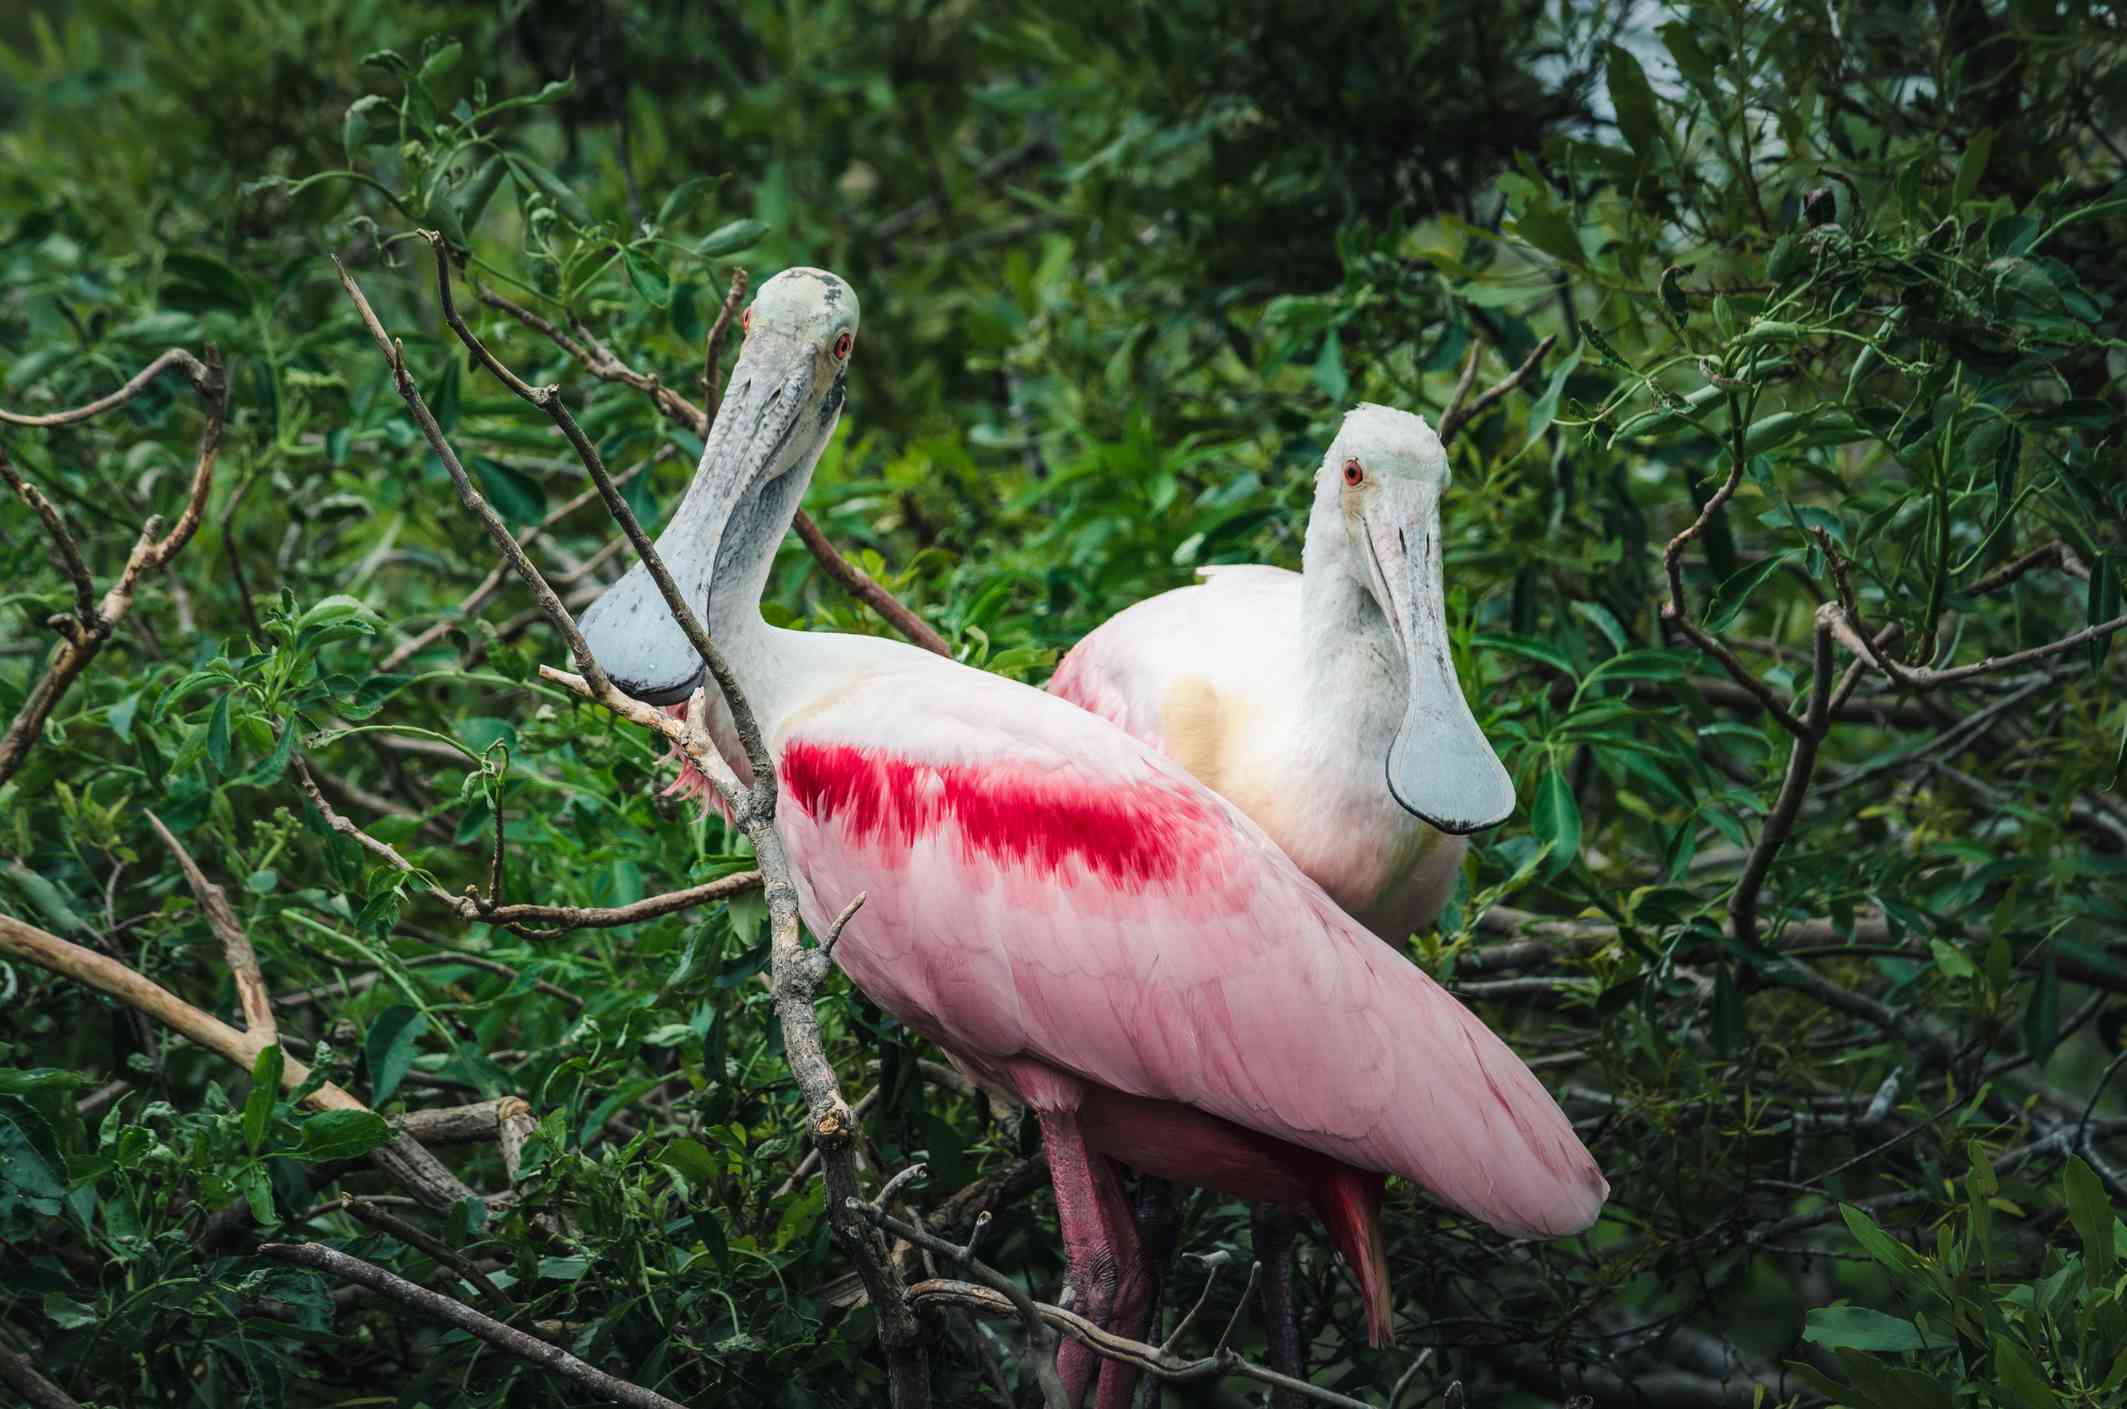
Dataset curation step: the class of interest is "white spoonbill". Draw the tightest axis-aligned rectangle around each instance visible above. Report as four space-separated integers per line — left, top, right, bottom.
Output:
1048 404 1515 943
578 269 1604 1408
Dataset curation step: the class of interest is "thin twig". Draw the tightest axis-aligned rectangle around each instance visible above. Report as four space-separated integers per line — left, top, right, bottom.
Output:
0 346 218 427
339 1195 517 1307
1438 335 1557 446
0 1343 82 1409
145 809 276 1046
259 1242 687 1409
1 454 96 625
0 913 481 1212
0 351 229 786
1729 608 1835 950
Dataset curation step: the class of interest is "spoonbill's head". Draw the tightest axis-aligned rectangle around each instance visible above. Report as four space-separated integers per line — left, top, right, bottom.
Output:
1318 403 1514 836
580 268 859 703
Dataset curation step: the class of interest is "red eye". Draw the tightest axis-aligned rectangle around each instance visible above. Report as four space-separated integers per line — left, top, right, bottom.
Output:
1343 457 1364 486
741 308 751 334
833 331 853 360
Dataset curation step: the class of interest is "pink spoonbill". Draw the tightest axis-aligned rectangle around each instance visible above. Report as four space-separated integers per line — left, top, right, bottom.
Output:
578 269 1606 1407
1049 403 1513 944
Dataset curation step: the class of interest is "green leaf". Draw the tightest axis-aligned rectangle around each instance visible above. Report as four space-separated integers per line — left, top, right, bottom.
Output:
244 1043 284 1152
1312 329 1348 402
1605 43 1665 163
1704 551 1797 633
2064 1154 2117 1288
506 155 595 227
1992 1334 2061 1409
624 246 672 307
1531 765 1581 877
455 153 507 234
471 457 548 526
242 720 300 788
1840 1203 1924 1276
3 861 87 935
206 693 232 775
1953 128 1996 207
2023 958 2060 1062
298 594 378 630
41 1293 98 1330
296 1109 393 1162
0 1106 66 1214
0 1068 89 1096
1929 938 1978 979
1803 1305 1926 1352
365 1006 427 1107
693 218 768 257
417 41 463 82
2088 555 2120 671
657 176 719 227
342 94 394 157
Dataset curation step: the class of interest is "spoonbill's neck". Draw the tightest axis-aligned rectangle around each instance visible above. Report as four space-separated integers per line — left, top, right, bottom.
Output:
1297 491 1404 726
701 467 812 725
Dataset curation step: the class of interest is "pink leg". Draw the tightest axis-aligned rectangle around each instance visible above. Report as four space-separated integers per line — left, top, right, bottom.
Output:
1036 1105 1145 1409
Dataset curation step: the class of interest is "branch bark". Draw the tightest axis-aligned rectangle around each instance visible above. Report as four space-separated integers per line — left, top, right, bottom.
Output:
259 1241 688 1409
145 809 276 1046
337 246 930 1406
0 351 229 787
0 913 481 1212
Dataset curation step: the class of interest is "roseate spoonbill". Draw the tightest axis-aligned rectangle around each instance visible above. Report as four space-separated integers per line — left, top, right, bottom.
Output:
579 268 1605 1406
1048 404 1514 944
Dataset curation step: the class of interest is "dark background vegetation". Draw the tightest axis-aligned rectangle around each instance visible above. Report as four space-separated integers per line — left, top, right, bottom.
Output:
3 0 2126 1404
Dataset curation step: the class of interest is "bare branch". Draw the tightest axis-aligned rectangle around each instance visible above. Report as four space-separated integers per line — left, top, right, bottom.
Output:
902 1275 1374 1409
1826 601 2127 691
259 1242 688 1409
1728 608 1836 950
0 346 217 427
1965 538 2092 594
331 254 610 698
0 350 228 787
0 1343 83 1409
0 913 481 1212
791 509 952 656
1439 335 1557 446
145 809 276 1046
344 248 928 1405
703 267 748 416
339 1195 516 1307
1 452 95 625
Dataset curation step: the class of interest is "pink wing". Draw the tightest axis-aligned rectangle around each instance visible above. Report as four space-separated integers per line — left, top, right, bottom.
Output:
774 668 1606 1238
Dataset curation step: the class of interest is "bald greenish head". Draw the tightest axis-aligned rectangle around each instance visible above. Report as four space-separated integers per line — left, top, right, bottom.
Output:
1320 403 1514 836
580 268 859 703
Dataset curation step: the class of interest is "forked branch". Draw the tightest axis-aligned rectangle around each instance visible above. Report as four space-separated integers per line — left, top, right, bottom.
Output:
332 247 930 1406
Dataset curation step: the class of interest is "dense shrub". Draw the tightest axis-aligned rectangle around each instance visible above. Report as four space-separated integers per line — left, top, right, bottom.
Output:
3 2 2124 1405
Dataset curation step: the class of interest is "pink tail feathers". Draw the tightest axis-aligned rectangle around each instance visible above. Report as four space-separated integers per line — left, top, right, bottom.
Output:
659 702 735 824
1311 1168 1394 1346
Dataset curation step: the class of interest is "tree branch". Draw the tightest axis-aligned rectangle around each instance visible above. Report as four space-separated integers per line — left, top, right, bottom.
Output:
1439 335 1557 446
338 247 929 1405
0 350 229 787
145 809 276 1046
259 1242 686 1409
0 913 481 1212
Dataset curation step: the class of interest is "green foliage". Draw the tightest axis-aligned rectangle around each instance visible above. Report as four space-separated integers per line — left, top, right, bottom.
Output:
1796 1158 2127 1408
2 0 2125 1405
